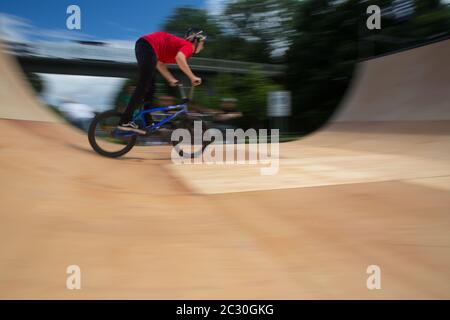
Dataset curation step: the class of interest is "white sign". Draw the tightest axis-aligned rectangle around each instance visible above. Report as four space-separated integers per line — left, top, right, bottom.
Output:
268 91 291 117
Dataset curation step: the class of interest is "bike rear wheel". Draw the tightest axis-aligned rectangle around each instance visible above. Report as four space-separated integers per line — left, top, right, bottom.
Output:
88 110 137 158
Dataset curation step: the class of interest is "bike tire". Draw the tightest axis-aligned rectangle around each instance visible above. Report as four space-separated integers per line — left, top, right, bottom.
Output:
88 110 137 158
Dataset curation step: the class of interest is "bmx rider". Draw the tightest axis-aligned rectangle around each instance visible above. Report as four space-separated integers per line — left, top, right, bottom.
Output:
118 28 206 134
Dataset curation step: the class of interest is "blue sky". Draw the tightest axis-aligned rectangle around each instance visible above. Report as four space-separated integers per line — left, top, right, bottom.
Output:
0 1 227 111
0 0 222 42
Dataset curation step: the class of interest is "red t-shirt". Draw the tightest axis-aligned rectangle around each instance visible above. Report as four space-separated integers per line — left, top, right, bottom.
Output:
142 32 194 64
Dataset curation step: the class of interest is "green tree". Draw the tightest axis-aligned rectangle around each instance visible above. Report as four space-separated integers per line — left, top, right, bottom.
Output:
193 69 282 128
223 0 299 61
114 79 136 112
285 0 449 134
26 73 44 94
235 67 282 127
286 0 363 133
161 6 272 62
193 73 236 111
162 7 222 38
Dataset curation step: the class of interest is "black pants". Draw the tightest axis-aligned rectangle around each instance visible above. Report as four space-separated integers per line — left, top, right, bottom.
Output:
121 38 157 124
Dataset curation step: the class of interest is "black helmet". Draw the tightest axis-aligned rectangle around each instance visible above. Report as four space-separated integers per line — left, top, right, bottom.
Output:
184 27 207 43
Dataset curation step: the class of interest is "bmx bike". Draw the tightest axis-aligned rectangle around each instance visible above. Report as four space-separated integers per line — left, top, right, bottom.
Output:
88 84 210 158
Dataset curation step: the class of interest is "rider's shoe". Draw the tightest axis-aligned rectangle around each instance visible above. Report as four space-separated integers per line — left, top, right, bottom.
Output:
117 121 146 135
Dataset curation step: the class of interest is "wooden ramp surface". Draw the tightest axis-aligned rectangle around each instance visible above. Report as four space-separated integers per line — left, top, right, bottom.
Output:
0 40 449 299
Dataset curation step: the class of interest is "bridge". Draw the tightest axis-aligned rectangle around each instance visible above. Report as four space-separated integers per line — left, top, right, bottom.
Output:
6 40 286 79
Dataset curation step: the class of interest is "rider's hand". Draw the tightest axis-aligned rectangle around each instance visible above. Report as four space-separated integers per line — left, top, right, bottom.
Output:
168 79 179 87
190 76 202 87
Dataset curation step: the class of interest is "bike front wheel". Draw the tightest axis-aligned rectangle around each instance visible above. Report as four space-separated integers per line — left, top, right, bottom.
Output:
88 110 137 158
171 117 211 159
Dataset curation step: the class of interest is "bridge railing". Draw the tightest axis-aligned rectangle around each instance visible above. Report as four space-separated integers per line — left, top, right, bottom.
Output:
5 40 285 76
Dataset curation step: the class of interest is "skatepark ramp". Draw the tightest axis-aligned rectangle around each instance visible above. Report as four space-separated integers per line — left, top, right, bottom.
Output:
0 38 449 299
170 39 450 194
333 39 450 122
0 41 60 122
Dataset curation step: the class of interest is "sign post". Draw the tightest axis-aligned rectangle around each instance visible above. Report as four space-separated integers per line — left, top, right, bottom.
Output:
268 91 291 133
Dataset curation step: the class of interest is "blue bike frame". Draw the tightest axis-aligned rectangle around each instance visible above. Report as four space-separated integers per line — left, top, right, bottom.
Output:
116 84 192 136
133 102 188 132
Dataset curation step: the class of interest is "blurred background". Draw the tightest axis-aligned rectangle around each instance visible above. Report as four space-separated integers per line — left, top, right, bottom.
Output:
1 0 450 300
1 0 448 139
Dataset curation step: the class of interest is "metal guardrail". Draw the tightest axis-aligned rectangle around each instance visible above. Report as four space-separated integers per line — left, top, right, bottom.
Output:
5 41 286 76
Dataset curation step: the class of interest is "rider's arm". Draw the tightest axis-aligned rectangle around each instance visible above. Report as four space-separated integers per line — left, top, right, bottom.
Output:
157 61 177 83
175 52 196 80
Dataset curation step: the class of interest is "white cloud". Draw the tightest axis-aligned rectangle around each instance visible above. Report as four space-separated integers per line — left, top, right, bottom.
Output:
1 15 135 115
0 13 32 42
0 13 93 43
39 74 126 112
104 39 135 49
206 0 227 16
36 28 93 41
0 13 137 50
